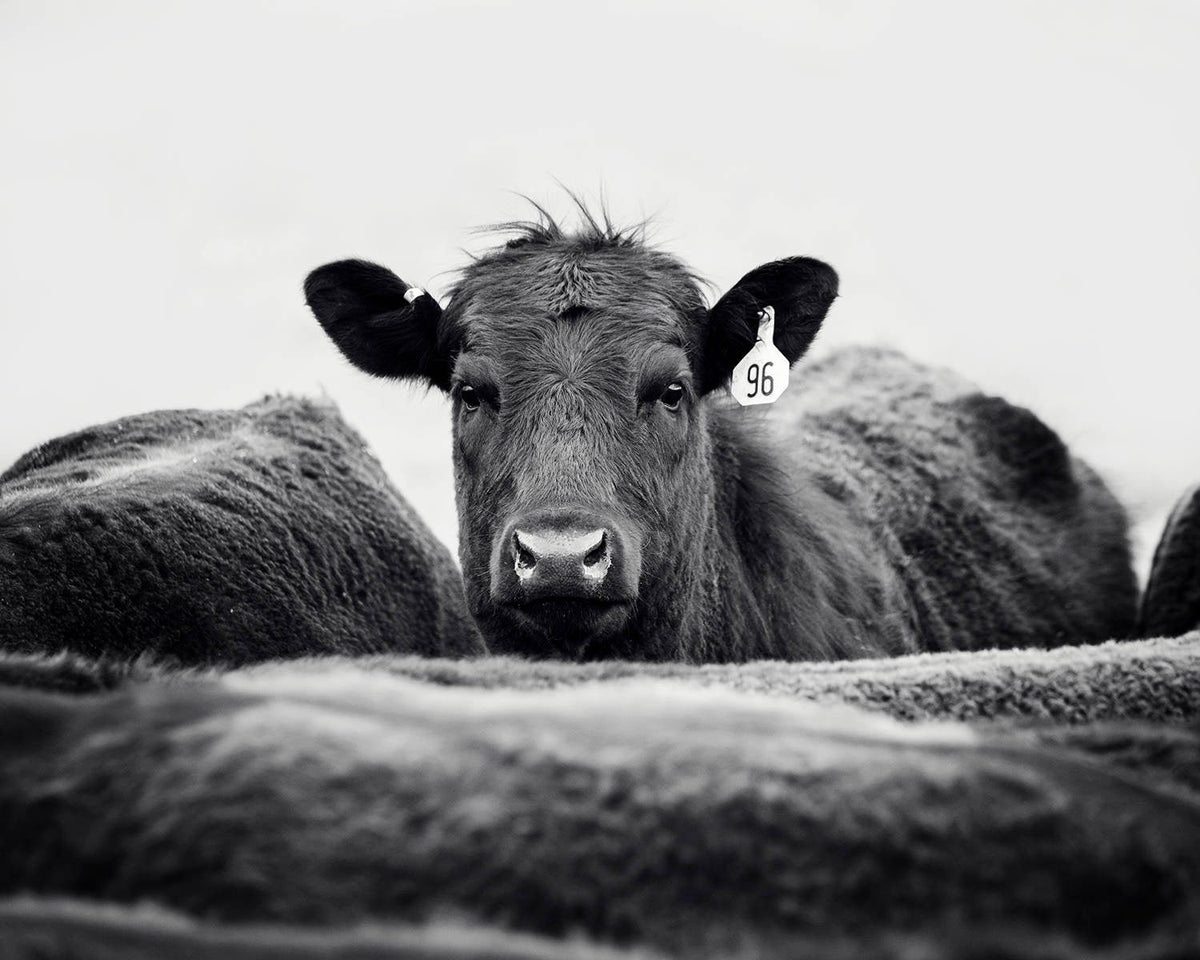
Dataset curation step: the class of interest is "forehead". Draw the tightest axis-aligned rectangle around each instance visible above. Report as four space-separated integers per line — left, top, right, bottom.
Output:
445 239 707 360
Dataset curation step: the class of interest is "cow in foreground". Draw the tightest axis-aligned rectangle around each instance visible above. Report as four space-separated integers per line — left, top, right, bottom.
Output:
307 208 1137 661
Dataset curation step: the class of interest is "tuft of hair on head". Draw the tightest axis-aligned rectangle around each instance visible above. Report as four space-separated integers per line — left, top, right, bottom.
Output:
476 189 650 254
444 189 709 325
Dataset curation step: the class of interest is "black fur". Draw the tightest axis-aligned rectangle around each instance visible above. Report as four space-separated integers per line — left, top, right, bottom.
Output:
306 205 1137 661
0 898 639 960
702 256 839 393
0 396 482 664
1141 482 1200 637
305 259 451 389
4 632 1196 725
1 672 1199 954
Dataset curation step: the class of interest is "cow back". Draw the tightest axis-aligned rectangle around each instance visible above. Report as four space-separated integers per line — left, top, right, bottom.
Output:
0 396 482 664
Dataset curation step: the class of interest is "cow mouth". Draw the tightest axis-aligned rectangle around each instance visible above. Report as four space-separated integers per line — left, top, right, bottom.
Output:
498 598 634 658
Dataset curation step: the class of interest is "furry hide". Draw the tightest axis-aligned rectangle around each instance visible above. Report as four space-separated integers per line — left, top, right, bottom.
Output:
0 396 482 663
2 896 1197 960
309 210 1138 660
1141 481 1200 637
1 668 1199 958
2 633 1195 725
766 347 1138 654
0 897 649 960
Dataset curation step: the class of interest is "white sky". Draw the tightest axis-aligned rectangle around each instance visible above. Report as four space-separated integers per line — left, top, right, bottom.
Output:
2 0 1197 580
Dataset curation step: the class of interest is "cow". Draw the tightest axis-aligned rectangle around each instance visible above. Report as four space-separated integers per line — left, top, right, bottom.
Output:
1140 482 1200 637
0 396 483 664
306 205 1138 661
1 669 1199 954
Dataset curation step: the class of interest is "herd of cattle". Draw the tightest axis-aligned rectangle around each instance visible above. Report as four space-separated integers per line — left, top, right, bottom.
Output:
0 212 1198 959
2 214 1192 666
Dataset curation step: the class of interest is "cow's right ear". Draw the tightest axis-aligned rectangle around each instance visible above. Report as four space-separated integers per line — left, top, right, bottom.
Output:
304 259 450 391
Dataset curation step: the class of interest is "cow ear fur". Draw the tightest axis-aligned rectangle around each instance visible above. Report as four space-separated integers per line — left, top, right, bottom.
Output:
700 257 839 395
304 259 451 391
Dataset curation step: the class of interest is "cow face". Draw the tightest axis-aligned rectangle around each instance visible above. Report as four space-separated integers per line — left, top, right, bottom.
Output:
306 224 837 658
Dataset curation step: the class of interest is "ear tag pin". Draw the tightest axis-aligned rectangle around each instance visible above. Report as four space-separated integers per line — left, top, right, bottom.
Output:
731 306 789 406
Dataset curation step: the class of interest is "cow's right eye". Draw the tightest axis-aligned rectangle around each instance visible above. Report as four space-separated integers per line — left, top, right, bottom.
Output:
459 385 480 411
659 382 685 411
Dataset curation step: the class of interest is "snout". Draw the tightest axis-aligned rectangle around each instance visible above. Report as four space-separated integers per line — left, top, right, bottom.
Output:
512 526 613 594
490 508 641 655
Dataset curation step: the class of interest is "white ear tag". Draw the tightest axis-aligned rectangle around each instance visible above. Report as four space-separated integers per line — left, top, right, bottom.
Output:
731 306 789 406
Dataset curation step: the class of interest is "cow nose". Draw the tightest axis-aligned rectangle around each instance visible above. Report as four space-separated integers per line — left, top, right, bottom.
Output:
512 527 611 585
489 510 641 654
491 510 641 612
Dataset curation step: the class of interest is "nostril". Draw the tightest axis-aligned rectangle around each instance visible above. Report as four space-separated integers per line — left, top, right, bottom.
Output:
512 532 537 574
583 532 608 568
581 530 611 582
507 525 613 588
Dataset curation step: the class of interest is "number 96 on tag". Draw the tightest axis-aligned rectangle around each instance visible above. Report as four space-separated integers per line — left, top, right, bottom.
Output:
731 307 790 407
745 361 775 397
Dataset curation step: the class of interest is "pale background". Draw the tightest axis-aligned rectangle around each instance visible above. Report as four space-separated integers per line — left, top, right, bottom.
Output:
2 0 1197 582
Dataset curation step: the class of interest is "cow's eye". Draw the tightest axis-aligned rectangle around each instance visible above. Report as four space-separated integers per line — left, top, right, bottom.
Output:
459 384 480 411
660 382 685 411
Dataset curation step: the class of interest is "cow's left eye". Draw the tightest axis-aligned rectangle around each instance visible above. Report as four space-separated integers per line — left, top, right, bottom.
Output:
660 382 685 411
459 384 480 411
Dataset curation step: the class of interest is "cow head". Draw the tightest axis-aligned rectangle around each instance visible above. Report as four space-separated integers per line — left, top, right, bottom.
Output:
306 215 837 659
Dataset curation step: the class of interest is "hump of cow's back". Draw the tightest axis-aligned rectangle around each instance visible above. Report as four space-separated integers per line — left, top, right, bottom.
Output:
0 396 482 664
777 347 1137 651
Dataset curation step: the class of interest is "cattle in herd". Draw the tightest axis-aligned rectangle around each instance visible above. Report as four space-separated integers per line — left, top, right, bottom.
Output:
0 396 481 664
305 207 1138 661
0 204 1191 960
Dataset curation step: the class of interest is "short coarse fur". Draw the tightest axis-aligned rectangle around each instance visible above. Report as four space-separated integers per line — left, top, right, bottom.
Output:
0 396 482 664
2 632 1197 726
306 203 1138 660
1 670 1199 956
1140 482 1200 637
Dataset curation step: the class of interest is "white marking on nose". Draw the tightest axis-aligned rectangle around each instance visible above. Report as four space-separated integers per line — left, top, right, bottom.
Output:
522 529 603 558
512 528 610 581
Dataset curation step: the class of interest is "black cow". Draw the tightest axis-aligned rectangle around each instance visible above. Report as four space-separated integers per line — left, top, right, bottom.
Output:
1 669 1198 954
0 396 482 664
307 207 1137 661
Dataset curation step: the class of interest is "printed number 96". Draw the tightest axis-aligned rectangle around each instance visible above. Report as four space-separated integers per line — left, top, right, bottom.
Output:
746 361 775 398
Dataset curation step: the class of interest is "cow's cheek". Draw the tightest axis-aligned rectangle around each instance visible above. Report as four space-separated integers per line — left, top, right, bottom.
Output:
453 413 510 602
621 409 702 567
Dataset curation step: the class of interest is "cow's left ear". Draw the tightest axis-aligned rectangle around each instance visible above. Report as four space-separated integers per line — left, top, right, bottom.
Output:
305 259 452 391
699 257 838 395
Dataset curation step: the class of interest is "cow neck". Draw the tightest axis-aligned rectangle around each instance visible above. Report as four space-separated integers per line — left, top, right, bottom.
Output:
696 405 904 661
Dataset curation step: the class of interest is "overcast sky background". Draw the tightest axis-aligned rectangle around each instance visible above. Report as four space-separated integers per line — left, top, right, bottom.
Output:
2 0 1197 580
